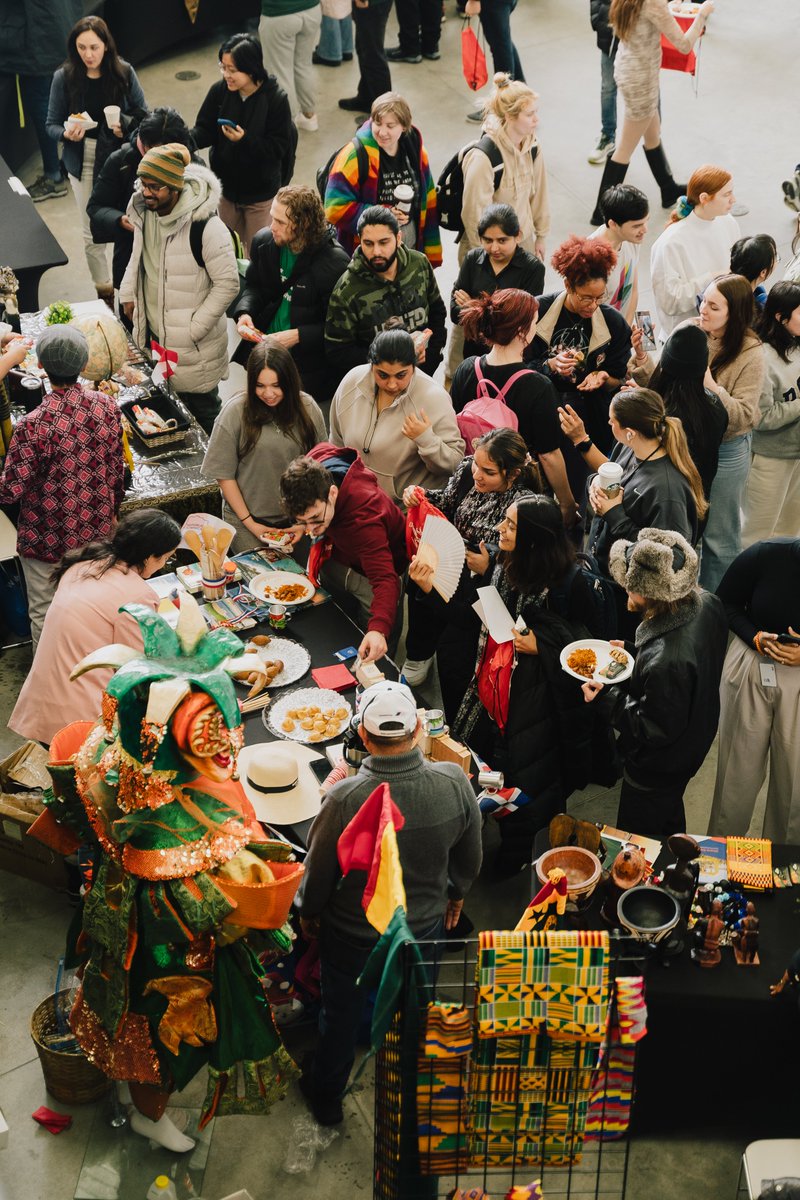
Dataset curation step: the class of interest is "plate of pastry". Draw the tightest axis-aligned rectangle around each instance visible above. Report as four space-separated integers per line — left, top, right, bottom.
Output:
560 639 633 685
267 688 352 744
232 635 311 691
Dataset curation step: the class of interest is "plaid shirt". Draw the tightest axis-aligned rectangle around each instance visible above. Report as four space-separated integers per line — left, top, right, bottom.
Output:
0 384 125 562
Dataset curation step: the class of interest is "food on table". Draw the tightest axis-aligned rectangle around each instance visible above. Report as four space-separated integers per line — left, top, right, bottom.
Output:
567 647 597 679
44 301 74 326
116 364 147 386
300 718 315 730
68 111 91 122
280 702 347 742
260 581 309 603
249 634 271 647
97 378 121 396
282 718 295 732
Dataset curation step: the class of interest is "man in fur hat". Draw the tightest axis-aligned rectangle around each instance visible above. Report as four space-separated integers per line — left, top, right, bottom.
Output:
582 526 727 837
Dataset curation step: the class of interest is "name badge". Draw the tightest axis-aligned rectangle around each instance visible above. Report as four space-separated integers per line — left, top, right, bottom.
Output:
759 661 777 688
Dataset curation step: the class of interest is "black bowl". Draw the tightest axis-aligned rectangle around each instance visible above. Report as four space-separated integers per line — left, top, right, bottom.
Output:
618 885 681 941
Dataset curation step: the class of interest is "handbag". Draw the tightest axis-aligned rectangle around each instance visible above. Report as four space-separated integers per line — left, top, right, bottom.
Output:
404 489 448 560
461 19 488 92
476 635 515 733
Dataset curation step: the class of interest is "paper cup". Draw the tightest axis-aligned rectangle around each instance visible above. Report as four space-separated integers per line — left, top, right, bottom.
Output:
202 577 227 600
394 183 414 213
597 462 624 496
104 105 121 129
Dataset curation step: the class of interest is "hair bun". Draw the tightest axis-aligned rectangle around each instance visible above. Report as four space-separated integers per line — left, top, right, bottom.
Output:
493 72 511 89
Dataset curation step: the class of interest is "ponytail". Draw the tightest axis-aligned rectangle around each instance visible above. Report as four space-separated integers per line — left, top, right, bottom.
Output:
661 415 708 520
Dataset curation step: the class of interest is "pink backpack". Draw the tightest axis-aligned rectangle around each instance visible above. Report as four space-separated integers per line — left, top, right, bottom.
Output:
456 358 530 452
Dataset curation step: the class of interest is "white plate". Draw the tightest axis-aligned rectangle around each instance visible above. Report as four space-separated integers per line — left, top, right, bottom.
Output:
64 117 98 131
248 570 315 607
233 637 310 689
267 687 352 744
560 639 634 685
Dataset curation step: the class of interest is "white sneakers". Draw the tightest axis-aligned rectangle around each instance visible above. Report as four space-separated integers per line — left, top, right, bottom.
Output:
588 135 615 165
401 656 434 687
295 112 319 132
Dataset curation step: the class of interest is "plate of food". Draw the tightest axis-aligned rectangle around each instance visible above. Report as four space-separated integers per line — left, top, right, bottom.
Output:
248 570 314 606
232 634 310 691
267 687 352 744
560 639 634 685
64 111 98 130
258 528 295 550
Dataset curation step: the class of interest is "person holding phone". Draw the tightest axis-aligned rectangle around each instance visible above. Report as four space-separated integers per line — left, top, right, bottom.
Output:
709 538 800 844
402 428 543 698
192 33 295 253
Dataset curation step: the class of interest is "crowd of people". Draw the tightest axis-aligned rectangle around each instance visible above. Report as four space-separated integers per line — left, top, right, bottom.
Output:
1 0 799 1134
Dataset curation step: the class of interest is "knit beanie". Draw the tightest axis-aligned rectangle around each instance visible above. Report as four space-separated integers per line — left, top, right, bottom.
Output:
659 324 708 379
137 143 191 190
608 527 698 602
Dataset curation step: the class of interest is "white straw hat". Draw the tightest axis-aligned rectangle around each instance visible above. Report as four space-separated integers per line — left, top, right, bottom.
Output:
237 742 324 824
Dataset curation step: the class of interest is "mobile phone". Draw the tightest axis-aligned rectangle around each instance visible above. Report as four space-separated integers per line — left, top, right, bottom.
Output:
635 310 656 351
465 538 480 553
776 633 800 644
217 117 238 128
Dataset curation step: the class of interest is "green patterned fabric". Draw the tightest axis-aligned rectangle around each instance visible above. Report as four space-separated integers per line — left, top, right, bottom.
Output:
81 860 138 1035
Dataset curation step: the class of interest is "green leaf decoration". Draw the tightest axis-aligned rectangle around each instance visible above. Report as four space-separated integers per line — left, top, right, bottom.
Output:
120 604 180 658
194 626 246 668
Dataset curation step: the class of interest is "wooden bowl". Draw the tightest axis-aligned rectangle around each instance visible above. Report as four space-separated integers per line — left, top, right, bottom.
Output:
536 845 602 900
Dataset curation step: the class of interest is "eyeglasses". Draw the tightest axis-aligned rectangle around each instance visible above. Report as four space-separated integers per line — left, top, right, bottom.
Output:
218 64 239 76
295 499 330 530
574 294 603 307
140 180 169 195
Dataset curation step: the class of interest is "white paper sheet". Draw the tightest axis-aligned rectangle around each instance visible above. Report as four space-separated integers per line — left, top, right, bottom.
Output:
473 585 517 644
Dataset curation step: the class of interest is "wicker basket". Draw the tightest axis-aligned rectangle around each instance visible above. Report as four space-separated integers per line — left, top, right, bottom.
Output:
30 991 110 1105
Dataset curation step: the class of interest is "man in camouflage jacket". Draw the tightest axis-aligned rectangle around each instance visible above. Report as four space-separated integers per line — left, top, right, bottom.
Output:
324 205 446 377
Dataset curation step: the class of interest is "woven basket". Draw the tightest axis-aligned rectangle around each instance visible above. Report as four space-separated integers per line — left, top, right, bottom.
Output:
216 859 305 929
30 991 110 1105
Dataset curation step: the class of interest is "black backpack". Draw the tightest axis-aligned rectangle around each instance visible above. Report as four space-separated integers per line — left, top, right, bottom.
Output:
188 218 246 317
436 135 538 236
316 138 370 201
548 552 618 641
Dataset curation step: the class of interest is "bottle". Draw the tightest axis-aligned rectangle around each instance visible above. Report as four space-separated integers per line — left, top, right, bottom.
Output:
146 1177 178 1200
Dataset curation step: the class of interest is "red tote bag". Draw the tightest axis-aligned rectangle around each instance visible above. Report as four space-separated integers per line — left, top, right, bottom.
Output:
462 20 488 92
661 14 699 75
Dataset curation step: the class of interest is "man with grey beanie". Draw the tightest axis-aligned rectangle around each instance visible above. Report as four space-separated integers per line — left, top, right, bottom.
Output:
0 325 124 650
582 527 727 837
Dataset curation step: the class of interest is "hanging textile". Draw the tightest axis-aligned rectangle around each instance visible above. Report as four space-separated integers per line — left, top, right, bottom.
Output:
475 930 610 1041
586 976 647 1141
417 1003 471 1173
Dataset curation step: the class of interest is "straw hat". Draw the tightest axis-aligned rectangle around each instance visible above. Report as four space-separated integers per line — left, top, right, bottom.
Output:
237 742 324 824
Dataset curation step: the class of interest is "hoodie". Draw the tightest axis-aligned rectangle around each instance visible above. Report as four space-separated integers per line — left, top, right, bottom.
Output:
307 444 408 638
192 77 296 204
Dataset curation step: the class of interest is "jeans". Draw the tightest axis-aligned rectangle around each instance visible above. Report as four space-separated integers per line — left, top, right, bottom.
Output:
313 917 443 1101
395 0 441 55
479 0 525 82
353 0 392 104
699 432 752 592
600 50 617 141
317 13 354 61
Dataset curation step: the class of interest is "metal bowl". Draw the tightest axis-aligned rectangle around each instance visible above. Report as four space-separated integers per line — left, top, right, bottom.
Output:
617 885 681 943
536 845 602 901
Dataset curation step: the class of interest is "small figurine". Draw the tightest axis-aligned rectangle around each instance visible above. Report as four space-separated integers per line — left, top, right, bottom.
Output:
691 898 724 968
733 901 760 966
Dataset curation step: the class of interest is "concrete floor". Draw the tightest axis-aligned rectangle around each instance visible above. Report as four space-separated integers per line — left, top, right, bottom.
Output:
1 0 795 1195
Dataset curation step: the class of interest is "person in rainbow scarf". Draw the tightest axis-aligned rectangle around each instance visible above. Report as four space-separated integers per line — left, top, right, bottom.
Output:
324 90 441 267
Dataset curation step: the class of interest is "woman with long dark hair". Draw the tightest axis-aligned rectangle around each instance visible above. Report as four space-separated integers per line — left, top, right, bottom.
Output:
696 273 765 588
46 16 147 302
742 281 800 543
629 321 729 502
192 33 295 253
202 340 325 550
449 495 603 876
9 509 181 746
452 287 577 525
403 427 543 699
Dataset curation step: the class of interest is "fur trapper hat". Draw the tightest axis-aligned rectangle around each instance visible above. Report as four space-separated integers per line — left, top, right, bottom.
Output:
608 527 698 602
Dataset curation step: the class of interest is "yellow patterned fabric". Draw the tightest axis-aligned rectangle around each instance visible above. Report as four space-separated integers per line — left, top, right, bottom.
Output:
475 931 610 1041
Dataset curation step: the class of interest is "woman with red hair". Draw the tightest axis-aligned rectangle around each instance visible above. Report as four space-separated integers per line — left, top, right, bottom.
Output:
590 0 714 225
450 288 577 526
650 165 740 341
526 235 632 497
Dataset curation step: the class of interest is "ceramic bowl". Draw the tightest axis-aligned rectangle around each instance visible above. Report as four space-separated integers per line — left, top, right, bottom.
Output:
617 885 681 943
536 845 602 901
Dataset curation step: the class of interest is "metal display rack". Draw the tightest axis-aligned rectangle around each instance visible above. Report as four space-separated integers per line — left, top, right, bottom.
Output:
373 934 648 1200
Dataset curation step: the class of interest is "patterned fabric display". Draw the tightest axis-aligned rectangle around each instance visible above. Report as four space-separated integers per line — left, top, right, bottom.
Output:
469 1032 599 1167
418 1003 471 1173
586 977 647 1141
476 931 610 1041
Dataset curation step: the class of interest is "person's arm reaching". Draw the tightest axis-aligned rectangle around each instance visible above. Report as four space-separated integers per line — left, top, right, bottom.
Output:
538 449 578 526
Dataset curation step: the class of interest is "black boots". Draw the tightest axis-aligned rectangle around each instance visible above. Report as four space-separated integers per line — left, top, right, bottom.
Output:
644 143 686 208
590 158 629 225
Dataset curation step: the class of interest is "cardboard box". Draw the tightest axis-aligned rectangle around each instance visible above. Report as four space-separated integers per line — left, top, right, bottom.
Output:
0 794 69 892
428 734 471 776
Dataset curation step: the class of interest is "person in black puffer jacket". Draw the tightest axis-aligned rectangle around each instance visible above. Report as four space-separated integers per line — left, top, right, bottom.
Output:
192 32 296 253
583 527 728 838
88 106 196 292
449 494 609 877
233 185 350 405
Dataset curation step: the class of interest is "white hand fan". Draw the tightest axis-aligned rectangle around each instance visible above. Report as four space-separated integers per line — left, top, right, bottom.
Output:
416 515 466 601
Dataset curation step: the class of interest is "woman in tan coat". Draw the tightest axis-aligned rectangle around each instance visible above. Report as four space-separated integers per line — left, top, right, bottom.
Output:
460 73 549 263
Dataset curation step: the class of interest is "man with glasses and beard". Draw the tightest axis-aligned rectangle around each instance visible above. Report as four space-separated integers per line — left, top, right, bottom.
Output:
279 445 408 663
324 204 446 377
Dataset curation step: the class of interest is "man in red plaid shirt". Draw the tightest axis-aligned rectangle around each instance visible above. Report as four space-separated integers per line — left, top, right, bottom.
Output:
0 325 125 650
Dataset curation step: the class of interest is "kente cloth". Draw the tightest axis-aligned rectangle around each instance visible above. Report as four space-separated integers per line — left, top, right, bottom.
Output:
468 1031 599 1168
475 931 610 1041
586 976 647 1141
417 1004 472 1174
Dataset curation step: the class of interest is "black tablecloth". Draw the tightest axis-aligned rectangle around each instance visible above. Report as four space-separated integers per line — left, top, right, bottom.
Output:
0 154 68 310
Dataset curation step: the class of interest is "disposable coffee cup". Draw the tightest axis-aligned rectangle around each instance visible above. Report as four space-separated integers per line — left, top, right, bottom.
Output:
597 462 624 496
393 184 414 214
104 104 121 129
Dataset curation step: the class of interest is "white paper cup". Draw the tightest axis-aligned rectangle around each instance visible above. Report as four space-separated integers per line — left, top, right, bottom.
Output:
104 105 121 129
393 184 414 213
597 462 624 496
